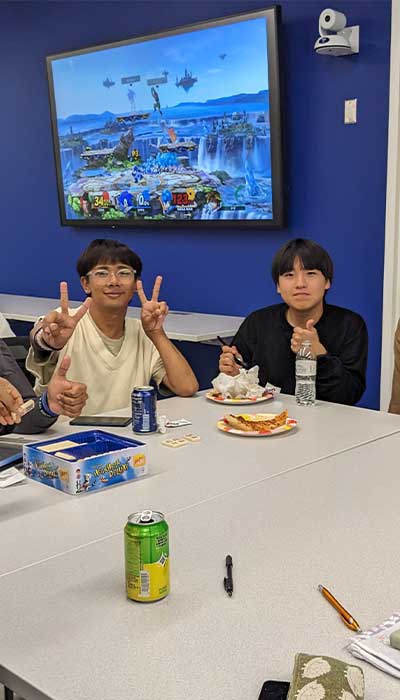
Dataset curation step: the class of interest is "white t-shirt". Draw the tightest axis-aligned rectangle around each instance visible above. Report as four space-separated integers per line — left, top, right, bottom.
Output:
0 313 15 338
26 311 166 415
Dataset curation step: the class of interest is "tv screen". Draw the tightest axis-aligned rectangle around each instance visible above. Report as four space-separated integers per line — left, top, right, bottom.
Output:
47 6 284 227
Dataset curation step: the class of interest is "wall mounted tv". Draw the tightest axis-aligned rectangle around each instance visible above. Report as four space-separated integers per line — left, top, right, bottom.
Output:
47 6 284 227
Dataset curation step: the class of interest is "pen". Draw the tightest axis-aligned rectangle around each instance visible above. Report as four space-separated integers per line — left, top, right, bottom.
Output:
224 554 233 597
318 584 361 632
217 336 247 369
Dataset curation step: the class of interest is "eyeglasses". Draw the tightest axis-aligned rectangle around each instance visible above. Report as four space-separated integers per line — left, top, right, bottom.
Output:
88 268 136 281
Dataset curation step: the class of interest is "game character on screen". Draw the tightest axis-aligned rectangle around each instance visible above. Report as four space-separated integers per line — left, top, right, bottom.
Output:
159 189 175 216
202 191 222 220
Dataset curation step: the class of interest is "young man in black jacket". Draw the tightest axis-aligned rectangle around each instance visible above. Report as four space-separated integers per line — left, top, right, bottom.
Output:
219 238 367 406
0 340 87 435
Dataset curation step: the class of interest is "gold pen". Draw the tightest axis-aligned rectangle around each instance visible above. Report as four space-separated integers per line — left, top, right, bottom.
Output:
318 584 361 632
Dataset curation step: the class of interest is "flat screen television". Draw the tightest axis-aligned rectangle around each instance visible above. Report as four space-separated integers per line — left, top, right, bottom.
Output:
46 6 284 227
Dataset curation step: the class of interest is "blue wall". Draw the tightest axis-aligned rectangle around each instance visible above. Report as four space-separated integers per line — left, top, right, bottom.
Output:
0 0 391 408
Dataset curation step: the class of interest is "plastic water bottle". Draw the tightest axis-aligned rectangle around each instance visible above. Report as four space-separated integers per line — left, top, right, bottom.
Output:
295 340 316 406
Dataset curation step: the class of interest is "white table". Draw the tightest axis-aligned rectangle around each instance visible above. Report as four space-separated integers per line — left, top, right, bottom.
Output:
2 393 400 577
0 293 244 342
0 434 399 700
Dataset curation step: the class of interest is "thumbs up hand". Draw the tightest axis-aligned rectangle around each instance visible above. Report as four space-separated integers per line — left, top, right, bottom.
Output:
47 356 88 417
306 319 315 332
290 319 327 357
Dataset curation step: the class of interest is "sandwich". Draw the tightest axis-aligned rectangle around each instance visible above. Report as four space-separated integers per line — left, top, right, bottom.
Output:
223 409 288 433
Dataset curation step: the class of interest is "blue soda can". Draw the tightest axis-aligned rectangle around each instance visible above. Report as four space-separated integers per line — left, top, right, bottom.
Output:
132 386 157 433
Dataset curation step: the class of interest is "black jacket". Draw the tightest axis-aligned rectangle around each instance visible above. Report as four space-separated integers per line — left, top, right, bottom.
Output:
232 303 368 406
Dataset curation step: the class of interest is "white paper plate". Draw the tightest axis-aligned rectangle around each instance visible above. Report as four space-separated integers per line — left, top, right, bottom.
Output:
216 415 298 437
206 391 274 405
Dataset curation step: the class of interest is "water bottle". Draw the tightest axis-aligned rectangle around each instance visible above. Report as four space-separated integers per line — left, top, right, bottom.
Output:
295 340 316 406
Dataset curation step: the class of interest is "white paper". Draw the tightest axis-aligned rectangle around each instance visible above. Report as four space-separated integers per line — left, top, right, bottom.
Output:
165 418 192 428
0 467 26 488
347 611 400 678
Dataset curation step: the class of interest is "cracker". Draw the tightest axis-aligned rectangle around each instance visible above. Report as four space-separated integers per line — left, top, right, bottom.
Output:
183 433 200 442
161 438 188 448
40 440 81 453
18 399 35 417
54 451 77 461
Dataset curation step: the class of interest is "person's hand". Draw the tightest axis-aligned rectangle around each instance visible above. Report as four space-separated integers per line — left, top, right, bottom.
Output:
137 275 169 335
219 345 241 377
38 282 91 351
291 319 327 356
0 378 23 426
47 356 88 418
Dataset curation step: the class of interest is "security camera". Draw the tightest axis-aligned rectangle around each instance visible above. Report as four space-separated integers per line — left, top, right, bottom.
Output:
314 8 360 56
319 9 347 34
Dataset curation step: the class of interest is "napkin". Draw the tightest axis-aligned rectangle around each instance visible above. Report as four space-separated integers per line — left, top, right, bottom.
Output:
0 467 26 488
347 611 400 678
211 365 279 399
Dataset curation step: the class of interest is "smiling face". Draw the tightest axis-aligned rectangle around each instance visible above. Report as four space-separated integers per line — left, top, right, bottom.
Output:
81 262 136 312
277 257 330 314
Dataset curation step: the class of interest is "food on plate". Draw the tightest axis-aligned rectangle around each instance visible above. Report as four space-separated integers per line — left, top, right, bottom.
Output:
223 409 288 433
209 389 270 401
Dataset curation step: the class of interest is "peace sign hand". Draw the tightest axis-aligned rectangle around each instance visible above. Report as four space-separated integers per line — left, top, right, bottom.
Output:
39 282 91 350
137 275 169 335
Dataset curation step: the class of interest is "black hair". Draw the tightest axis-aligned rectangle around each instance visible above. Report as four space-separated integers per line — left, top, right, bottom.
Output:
271 238 333 285
76 239 143 278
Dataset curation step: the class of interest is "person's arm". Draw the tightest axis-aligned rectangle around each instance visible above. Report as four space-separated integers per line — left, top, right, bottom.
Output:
31 282 91 354
0 377 23 431
389 320 400 413
136 276 198 397
147 329 198 396
15 356 88 432
26 342 60 391
0 340 57 434
0 342 88 435
218 315 256 376
315 317 368 406
28 282 91 389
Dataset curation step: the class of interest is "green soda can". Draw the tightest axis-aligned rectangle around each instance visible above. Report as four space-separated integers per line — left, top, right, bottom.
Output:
124 510 169 602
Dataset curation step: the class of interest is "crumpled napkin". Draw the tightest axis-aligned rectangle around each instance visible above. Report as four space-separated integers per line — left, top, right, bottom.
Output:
211 365 279 399
157 415 192 434
0 467 26 488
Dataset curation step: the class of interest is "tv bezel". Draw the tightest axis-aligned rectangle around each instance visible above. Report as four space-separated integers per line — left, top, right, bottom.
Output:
46 5 285 228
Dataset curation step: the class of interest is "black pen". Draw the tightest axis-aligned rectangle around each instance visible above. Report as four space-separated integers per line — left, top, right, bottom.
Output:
217 336 248 369
224 554 233 597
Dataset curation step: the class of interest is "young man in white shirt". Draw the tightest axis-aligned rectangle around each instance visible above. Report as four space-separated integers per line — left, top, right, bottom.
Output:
27 239 198 415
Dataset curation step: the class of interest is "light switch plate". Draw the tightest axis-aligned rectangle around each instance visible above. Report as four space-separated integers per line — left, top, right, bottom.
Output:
345 99 357 124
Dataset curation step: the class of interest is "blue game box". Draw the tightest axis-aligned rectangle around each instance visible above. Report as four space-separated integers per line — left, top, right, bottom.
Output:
23 430 148 495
